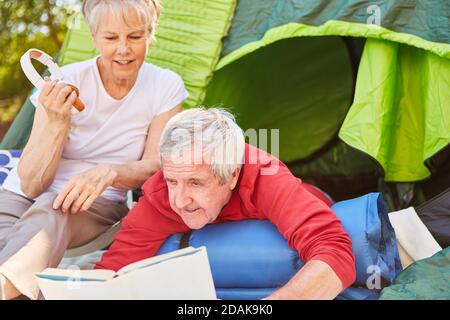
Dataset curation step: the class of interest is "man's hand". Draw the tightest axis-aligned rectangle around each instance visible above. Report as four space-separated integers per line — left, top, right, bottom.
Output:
265 260 343 300
53 164 117 214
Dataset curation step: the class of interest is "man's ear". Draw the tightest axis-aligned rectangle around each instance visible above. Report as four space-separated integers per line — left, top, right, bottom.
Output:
229 166 241 190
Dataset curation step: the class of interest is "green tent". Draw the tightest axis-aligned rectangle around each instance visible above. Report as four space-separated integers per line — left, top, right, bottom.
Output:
2 0 449 206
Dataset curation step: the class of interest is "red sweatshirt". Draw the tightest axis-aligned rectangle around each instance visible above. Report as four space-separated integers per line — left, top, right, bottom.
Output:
95 144 356 289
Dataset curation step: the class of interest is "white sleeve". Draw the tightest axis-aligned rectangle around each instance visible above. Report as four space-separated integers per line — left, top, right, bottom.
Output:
156 71 189 116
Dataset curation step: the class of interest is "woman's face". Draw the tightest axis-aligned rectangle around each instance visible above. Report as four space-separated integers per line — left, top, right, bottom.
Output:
92 8 151 81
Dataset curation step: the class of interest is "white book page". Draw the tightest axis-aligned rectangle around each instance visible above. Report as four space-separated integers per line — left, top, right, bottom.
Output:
36 246 216 300
116 246 199 276
35 268 116 281
112 246 216 299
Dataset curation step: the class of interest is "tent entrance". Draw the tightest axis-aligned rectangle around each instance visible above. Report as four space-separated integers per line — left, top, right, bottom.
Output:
204 36 355 163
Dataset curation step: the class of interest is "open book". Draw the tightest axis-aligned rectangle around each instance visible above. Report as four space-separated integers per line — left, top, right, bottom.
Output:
35 246 216 300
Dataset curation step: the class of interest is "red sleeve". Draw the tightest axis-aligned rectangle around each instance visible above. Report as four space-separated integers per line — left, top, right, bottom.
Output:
94 192 187 272
252 163 356 289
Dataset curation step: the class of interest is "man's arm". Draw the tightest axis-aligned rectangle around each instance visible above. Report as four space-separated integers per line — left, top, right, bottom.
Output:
266 260 342 300
252 160 356 299
95 186 188 271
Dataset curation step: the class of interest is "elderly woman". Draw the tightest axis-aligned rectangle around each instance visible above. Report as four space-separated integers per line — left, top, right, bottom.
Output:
0 0 188 299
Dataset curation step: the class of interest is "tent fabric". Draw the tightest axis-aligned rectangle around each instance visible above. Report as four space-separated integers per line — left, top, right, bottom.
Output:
289 141 379 202
204 35 354 162
379 246 450 300
210 0 449 181
416 188 450 248
214 17 450 180
339 38 450 181
218 20 450 71
221 0 450 57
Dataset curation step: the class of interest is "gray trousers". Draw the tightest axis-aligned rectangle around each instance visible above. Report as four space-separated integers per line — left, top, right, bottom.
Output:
0 188 128 299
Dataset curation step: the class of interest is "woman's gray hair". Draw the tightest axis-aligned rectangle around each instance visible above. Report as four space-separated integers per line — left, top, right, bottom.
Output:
159 107 245 184
82 0 161 42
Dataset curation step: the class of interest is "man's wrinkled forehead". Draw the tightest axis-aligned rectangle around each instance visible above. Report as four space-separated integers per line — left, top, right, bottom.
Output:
161 145 213 166
162 158 213 180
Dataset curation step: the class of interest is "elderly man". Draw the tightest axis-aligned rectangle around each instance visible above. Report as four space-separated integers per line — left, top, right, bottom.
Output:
96 108 356 299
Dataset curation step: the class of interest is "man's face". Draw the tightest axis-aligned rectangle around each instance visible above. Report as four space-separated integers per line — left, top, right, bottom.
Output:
162 159 240 229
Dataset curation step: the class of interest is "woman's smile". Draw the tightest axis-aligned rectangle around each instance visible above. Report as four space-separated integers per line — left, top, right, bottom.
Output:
114 59 135 66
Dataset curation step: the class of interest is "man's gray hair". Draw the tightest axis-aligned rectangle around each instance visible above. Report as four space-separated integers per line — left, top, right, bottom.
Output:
159 107 245 184
82 0 161 43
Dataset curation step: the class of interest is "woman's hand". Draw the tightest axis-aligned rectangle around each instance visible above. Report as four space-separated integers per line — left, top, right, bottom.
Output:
38 77 77 125
52 164 118 214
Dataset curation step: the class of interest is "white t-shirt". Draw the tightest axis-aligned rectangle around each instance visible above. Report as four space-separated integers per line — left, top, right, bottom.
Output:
3 57 189 202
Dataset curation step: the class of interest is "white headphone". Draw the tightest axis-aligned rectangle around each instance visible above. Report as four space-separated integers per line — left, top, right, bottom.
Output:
20 48 85 112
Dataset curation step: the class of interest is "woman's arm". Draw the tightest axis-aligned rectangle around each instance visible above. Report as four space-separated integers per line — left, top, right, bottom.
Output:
18 79 77 198
52 104 182 214
108 104 182 190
